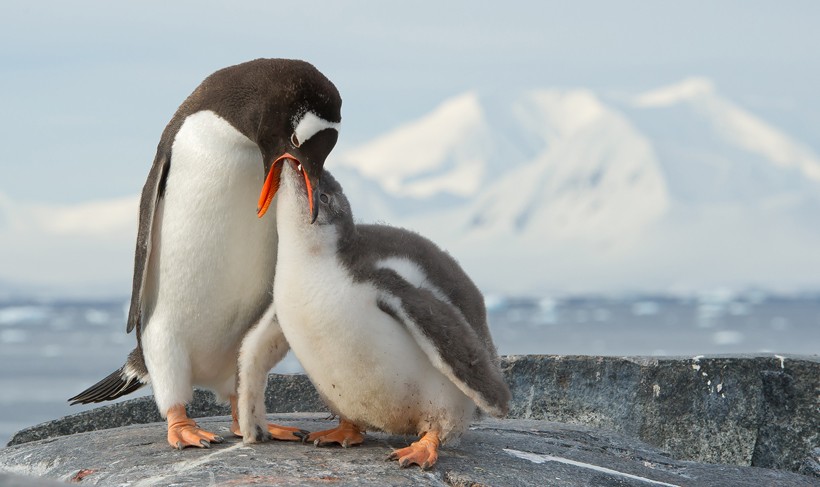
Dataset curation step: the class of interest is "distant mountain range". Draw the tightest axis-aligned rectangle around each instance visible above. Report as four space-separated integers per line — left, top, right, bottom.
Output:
3 77 820 296
333 78 820 295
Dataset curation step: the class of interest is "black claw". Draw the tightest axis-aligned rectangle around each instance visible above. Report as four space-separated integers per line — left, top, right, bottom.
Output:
199 439 211 449
212 435 224 443
176 441 183 450
292 430 308 441
254 425 271 443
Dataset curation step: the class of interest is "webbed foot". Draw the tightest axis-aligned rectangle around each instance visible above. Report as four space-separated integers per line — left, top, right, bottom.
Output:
387 431 440 470
166 405 224 449
307 418 365 447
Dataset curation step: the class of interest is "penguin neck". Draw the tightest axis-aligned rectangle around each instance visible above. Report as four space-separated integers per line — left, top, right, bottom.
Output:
275 194 340 264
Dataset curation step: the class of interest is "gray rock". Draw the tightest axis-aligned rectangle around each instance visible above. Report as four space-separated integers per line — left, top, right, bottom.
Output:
6 355 819 478
7 374 326 447
501 355 819 476
0 473 64 486
1 414 816 486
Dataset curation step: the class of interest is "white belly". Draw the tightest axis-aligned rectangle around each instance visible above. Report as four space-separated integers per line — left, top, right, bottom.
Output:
274 247 474 438
141 110 278 397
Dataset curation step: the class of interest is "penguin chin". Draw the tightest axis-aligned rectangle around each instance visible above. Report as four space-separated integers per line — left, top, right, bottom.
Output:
282 164 311 208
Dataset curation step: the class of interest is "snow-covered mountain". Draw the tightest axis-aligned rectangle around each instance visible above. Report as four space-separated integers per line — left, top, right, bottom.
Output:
3 77 820 296
331 78 820 295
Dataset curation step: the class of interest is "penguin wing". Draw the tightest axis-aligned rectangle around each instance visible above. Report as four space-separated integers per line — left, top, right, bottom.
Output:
126 152 170 334
373 269 511 417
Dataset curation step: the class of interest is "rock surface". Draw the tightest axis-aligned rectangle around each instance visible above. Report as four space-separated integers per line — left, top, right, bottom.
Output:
5 354 819 482
502 354 820 476
1 413 817 486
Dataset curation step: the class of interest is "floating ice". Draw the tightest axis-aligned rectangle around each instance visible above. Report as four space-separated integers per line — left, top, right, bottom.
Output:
0 329 27 343
484 294 508 312
84 309 109 325
0 306 49 325
631 301 660 316
728 302 749 316
712 330 744 346
770 317 789 331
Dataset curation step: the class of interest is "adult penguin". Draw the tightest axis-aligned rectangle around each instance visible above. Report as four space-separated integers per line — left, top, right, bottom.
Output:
69 58 342 449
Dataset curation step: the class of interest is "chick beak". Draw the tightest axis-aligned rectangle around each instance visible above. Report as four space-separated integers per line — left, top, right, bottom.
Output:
302 167 320 224
257 153 296 218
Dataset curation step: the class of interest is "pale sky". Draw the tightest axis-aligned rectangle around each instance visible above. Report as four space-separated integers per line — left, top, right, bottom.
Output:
2 1 819 206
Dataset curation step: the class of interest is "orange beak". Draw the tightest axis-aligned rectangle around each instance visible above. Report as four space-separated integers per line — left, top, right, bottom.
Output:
256 153 315 220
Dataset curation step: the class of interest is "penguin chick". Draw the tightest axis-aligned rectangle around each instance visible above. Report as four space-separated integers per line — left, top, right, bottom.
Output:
241 161 510 469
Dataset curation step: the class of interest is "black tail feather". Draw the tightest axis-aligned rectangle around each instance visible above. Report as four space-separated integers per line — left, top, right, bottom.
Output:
68 368 145 405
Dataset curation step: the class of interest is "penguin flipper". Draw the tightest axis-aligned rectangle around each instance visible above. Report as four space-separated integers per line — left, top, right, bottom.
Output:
68 348 148 404
126 152 170 335
374 270 511 417
68 368 145 405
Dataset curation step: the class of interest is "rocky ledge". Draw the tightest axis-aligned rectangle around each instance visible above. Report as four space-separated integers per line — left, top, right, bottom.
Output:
1 414 817 486
1 354 818 485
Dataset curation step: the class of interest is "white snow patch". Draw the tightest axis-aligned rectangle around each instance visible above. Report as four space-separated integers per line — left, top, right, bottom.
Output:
774 355 786 369
633 77 820 183
339 92 490 199
633 77 714 107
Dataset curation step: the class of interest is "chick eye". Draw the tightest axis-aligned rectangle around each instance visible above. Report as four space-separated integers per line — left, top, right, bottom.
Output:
290 132 301 148
319 193 329 204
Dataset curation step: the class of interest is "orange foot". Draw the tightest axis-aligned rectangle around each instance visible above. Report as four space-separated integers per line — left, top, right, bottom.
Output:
166 404 223 449
387 431 440 470
307 418 365 447
228 396 307 442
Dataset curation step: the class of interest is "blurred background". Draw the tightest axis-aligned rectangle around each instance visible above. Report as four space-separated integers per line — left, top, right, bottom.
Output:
2 1 819 444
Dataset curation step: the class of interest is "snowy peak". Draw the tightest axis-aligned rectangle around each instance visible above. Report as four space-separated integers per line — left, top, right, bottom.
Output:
342 88 670 241
629 78 820 189
632 77 715 107
516 89 609 140
463 89 668 241
331 78 820 294
338 92 492 199
6 77 820 296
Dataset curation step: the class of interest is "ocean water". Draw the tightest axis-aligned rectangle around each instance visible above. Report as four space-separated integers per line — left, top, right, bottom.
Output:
1 293 818 446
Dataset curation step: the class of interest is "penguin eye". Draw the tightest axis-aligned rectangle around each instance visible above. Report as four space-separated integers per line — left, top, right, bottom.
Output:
290 132 301 148
319 193 329 204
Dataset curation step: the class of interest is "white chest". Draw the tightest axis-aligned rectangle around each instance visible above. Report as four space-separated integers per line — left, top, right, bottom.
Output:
143 110 278 377
273 239 471 435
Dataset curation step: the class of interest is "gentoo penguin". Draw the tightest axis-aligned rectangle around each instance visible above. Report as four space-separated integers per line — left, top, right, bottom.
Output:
68 58 342 449
239 162 511 469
